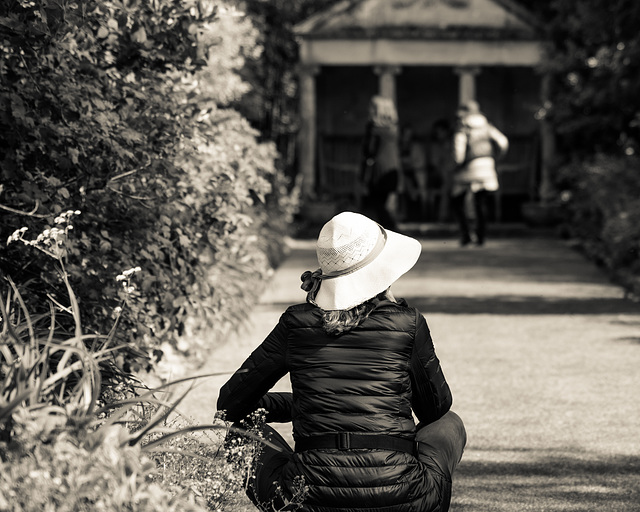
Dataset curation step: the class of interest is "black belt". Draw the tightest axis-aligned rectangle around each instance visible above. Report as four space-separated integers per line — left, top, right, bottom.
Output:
296 433 418 456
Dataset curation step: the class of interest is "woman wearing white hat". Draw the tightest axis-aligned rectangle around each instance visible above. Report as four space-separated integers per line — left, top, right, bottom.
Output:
217 211 466 512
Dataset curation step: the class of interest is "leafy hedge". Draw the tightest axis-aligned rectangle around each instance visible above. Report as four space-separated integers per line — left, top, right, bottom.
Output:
0 241 262 510
535 1 640 296
0 0 297 373
542 0 640 157
557 154 640 297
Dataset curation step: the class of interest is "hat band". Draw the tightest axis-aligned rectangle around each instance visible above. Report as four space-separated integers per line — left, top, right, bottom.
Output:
321 225 387 280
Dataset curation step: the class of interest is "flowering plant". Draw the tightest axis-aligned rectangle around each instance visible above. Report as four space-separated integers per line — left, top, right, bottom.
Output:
2 214 304 510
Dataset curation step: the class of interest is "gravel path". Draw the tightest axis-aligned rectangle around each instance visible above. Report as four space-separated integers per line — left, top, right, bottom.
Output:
179 233 640 511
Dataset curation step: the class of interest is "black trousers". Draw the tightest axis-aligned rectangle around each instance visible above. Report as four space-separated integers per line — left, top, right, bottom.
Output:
366 170 399 230
451 188 489 244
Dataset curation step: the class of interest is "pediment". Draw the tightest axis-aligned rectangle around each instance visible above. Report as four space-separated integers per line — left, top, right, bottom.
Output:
295 0 540 40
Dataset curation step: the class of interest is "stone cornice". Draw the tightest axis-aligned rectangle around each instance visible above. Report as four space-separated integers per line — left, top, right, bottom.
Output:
301 25 539 41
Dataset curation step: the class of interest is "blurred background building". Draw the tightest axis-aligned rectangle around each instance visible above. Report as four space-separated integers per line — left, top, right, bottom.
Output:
295 0 552 224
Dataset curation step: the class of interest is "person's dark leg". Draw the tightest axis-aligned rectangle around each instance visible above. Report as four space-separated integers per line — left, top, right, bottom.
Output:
366 183 386 226
415 411 467 512
370 171 399 229
474 189 488 245
451 192 471 245
240 425 293 510
416 410 467 480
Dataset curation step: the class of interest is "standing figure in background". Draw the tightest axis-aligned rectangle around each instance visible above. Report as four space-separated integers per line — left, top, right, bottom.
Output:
427 119 456 222
399 124 428 221
360 95 402 230
452 101 509 246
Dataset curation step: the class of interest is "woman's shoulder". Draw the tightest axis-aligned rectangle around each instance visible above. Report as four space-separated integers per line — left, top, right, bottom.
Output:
281 302 322 327
369 299 421 325
378 297 413 311
285 302 316 311
385 300 430 327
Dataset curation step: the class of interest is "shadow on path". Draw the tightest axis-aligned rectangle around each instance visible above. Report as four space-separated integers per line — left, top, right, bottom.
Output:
453 451 640 511
405 295 640 315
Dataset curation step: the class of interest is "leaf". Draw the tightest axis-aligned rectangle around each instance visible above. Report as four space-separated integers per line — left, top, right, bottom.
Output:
121 129 144 143
10 94 26 121
68 148 80 165
132 26 147 44
97 26 109 38
91 97 107 110
140 249 154 260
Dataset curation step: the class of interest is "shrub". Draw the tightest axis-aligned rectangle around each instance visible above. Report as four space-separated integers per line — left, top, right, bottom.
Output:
0 420 208 512
543 0 640 157
0 218 274 511
557 153 640 295
0 0 297 375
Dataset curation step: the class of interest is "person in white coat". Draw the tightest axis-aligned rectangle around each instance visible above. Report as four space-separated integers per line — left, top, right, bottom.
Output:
452 101 509 246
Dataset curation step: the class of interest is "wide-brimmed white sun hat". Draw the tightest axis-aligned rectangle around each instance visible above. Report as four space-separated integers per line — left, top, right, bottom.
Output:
302 211 422 311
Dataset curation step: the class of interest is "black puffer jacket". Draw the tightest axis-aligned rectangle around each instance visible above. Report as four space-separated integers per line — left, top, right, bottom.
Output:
217 299 452 511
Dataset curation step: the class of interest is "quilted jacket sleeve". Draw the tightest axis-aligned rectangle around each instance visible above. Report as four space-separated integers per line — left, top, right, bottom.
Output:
257 392 293 423
409 311 452 425
217 315 289 423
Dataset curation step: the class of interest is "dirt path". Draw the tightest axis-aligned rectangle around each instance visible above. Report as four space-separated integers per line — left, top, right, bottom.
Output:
179 234 640 511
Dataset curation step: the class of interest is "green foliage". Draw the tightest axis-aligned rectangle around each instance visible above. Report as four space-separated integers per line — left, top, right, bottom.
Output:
0 420 209 512
542 0 640 157
0 0 297 370
148 410 265 510
557 154 640 295
238 0 342 169
0 242 272 511
0 4 302 503
1 214 125 441
518 1 640 293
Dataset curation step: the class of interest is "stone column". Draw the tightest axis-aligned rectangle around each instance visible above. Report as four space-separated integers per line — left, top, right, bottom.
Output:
297 65 319 200
374 65 401 104
454 66 480 106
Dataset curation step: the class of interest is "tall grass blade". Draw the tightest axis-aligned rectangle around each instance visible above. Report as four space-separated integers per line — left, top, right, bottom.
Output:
125 385 194 447
0 388 33 422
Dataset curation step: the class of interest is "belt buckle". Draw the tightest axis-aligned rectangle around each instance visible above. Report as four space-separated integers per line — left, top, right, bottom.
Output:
338 432 350 450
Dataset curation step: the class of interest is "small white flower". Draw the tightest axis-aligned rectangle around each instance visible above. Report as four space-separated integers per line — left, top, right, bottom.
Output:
120 266 142 279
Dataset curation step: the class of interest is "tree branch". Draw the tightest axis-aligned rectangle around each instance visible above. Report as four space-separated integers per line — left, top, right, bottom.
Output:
0 200 49 218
